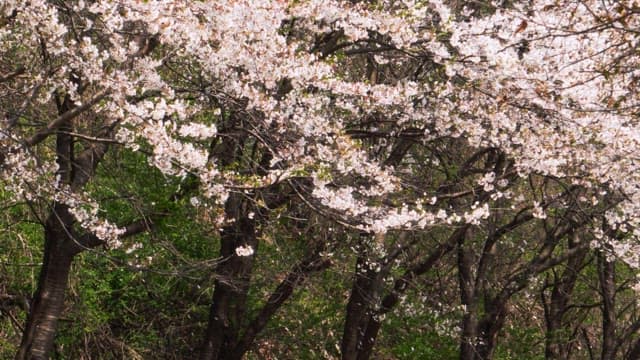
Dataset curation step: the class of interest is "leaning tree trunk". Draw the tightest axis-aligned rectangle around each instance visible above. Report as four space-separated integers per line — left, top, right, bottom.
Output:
15 90 114 358
16 96 78 360
15 205 77 360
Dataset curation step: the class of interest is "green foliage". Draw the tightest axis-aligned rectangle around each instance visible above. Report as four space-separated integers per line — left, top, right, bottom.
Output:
50 148 216 358
382 297 458 360
494 325 545 360
0 187 42 357
392 334 457 360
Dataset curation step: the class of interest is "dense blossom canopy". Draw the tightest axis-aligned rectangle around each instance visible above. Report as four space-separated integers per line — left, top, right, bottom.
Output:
1 0 640 264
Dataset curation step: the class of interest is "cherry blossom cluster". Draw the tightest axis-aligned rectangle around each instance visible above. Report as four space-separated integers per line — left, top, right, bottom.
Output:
3 0 640 267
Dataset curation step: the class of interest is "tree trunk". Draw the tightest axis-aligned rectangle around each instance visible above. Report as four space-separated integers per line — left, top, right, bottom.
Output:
199 213 257 360
357 227 466 360
341 253 383 360
16 206 77 360
228 250 330 360
543 244 587 359
599 252 616 360
15 87 117 359
626 339 640 360
475 300 508 360
458 230 478 360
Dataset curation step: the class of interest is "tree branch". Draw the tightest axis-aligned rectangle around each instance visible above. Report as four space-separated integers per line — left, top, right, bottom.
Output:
25 91 109 147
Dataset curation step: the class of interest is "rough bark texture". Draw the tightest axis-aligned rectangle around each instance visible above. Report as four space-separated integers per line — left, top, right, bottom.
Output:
16 96 78 360
341 254 379 360
199 212 257 360
15 205 76 360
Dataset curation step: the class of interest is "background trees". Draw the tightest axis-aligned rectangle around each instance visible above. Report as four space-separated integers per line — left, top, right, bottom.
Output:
2 0 640 359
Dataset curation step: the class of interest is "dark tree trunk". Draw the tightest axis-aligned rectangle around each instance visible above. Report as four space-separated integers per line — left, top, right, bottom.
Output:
599 252 616 360
16 205 78 360
341 252 383 360
198 180 307 360
357 227 467 360
200 130 298 359
475 300 508 360
228 249 331 360
621 319 640 359
199 206 257 360
461 218 579 360
16 96 79 360
626 339 640 360
458 230 478 360
543 241 587 359
459 305 478 360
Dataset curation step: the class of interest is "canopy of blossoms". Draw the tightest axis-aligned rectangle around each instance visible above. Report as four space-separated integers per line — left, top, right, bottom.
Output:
1 0 640 264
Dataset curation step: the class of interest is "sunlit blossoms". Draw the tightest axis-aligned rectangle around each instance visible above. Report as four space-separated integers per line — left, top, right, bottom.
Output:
2 0 640 263
235 245 255 257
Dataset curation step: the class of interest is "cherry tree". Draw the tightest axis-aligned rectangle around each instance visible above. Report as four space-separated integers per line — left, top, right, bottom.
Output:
4 0 640 359
0 1 434 357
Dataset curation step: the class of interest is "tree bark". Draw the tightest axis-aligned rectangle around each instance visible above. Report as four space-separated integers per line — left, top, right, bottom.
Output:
228 249 331 360
357 226 467 360
458 227 478 360
15 205 77 360
626 338 640 360
475 299 508 360
199 199 257 360
599 252 616 360
16 95 79 360
543 239 587 359
341 249 383 360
